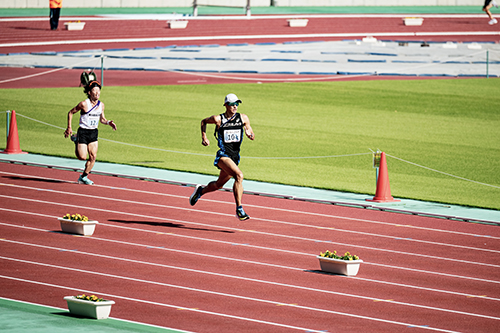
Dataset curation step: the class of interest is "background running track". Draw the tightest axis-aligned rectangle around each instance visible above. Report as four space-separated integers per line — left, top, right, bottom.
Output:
1 12 500 332
1 13 500 87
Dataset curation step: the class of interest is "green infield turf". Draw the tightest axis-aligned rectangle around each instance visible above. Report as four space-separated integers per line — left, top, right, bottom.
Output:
0 297 183 332
0 6 483 17
1 79 499 210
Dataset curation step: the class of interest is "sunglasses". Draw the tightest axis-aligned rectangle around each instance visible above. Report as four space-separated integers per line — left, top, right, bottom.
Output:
227 102 239 106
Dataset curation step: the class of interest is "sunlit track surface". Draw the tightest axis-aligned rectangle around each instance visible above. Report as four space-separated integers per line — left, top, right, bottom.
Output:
1 14 500 89
1 163 499 332
2 14 500 51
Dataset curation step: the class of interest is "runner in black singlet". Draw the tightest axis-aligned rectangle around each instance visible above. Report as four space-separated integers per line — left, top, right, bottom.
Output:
214 112 244 167
189 93 255 221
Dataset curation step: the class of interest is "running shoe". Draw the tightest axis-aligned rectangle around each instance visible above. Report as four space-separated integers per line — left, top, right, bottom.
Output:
236 206 250 221
489 18 498 25
189 185 203 206
78 175 94 185
70 134 77 143
493 0 498 8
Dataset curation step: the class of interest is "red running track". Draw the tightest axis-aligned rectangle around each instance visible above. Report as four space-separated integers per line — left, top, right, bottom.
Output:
1 14 499 88
1 162 499 332
1 15 500 54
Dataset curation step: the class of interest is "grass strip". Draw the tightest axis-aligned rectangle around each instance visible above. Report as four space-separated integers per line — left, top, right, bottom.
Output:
1 79 498 210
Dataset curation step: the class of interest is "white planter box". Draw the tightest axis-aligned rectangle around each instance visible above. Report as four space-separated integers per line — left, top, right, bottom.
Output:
317 256 363 276
64 296 115 319
362 36 377 43
403 18 424 26
168 20 188 29
443 42 458 49
64 22 86 31
58 218 98 236
288 19 309 27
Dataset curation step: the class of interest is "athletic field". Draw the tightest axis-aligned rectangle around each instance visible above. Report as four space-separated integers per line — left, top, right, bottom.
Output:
0 6 499 333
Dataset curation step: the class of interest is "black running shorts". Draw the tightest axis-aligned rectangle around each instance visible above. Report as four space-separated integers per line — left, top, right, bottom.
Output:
76 128 98 145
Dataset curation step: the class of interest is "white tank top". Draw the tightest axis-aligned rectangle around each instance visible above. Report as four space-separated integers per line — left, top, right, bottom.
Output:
79 99 102 129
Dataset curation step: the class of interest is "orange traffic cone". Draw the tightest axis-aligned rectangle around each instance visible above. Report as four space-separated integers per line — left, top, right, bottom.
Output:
366 152 398 203
2 110 27 154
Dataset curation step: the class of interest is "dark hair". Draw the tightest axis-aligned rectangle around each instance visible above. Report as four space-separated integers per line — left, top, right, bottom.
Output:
84 81 101 95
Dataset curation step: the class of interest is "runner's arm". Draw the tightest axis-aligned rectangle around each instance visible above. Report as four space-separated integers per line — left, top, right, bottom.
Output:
200 115 221 146
64 101 84 138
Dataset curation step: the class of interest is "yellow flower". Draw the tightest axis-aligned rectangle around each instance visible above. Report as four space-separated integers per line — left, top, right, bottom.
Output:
319 250 360 261
63 213 90 221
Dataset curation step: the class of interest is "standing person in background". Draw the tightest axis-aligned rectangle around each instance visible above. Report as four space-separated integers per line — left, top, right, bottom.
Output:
189 93 255 221
64 81 117 185
49 0 63 30
483 0 498 25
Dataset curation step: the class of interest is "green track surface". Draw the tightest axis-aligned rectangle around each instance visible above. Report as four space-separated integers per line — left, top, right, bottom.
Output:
0 297 185 333
0 6 484 17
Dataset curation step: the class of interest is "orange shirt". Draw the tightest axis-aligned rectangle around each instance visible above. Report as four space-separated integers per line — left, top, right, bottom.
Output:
49 0 63 9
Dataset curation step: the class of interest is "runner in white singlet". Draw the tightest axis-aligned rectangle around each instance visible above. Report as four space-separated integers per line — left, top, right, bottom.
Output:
64 81 117 185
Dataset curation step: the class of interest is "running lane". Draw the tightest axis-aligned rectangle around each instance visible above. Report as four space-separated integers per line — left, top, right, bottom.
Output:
3 14 496 88
0 162 499 332
1 15 499 54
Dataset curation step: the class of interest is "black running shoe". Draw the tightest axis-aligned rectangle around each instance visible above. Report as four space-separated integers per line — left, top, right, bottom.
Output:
236 206 250 221
189 185 203 206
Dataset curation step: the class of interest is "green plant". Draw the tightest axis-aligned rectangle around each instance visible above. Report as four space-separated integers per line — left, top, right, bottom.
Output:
75 294 105 302
319 250 360 261
62 213 89 222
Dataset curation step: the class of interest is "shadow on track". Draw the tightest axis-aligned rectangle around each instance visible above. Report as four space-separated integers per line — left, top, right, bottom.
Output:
108 219 235 233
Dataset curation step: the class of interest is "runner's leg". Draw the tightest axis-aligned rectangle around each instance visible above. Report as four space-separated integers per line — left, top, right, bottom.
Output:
84 141 98 175
216 157 244 207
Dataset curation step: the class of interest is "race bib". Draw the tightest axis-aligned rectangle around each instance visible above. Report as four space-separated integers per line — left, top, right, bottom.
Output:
88 117 99 128
224 129 241 143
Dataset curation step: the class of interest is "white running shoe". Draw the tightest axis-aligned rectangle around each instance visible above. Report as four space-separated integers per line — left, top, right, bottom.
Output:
189 185 203 206
78 175 94 185
492 0 498 8
489 18 498 25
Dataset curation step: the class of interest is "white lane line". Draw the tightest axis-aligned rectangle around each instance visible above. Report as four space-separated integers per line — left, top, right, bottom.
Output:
1 190 500 272
3 235 500 303
0 296 191 333
2 252 496 328
1 31 499 48
2 170 498 241
2 214 499 287
3 174 500 257
0 14 493 23
0 273 326 333
2 170 497 240
1 189 499 270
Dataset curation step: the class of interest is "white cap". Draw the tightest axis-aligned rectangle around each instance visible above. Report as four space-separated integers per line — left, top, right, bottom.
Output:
223 93 242 105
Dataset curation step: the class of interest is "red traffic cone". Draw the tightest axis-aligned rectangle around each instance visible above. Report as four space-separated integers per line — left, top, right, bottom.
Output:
366 152 399 203
2 110 27 154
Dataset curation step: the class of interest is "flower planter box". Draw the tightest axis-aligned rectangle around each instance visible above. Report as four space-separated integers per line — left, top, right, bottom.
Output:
288 19 309 27
64 296 115 319
168 20 188 29
403 17 424 26
64 22 86 31
317 256 363 276
58 218 98 236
